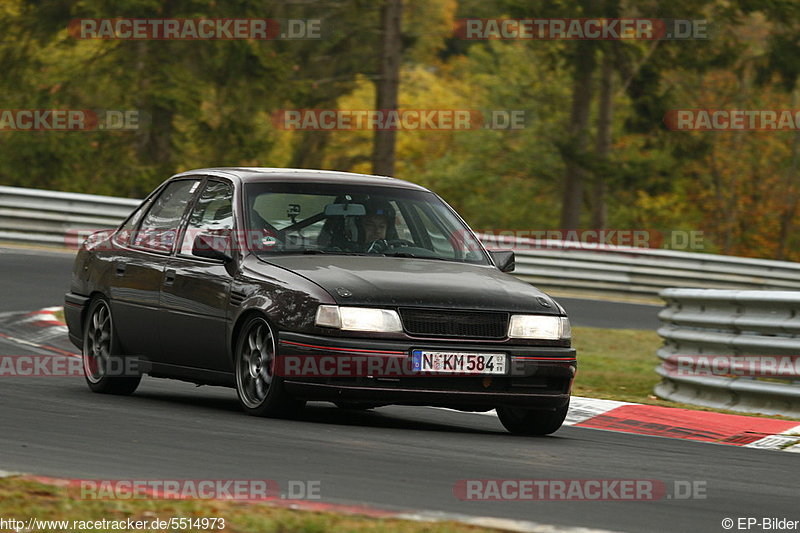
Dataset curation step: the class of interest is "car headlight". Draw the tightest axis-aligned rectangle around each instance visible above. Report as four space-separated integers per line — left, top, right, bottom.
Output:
508 315 571 340
315 305 403 333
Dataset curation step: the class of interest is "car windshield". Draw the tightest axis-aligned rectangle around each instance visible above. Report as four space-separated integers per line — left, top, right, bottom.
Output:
243 182 489 264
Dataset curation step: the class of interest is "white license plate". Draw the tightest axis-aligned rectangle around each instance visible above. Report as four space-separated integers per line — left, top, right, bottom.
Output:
411 350 506 375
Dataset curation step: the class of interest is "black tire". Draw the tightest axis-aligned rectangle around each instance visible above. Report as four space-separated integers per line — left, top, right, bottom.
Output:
82 297 141 395
497 399 569 436
234 315 304 417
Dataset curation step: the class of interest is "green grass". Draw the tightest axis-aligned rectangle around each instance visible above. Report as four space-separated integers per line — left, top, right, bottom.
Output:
571 326 663 404
0 477 502 533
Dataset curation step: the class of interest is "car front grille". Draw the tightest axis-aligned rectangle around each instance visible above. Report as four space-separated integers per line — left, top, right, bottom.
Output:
398 308 509 339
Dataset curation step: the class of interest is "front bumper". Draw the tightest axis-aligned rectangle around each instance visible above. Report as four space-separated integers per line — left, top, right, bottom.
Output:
277 331 576 410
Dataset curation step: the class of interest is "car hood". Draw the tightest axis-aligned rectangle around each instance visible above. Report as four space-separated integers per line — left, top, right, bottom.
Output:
255 254 560 314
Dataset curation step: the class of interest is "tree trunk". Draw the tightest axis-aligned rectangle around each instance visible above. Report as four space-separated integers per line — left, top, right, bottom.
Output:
776 84 800 259
290 130 331 169
133 40 173 193
592 49 614 229
559 42 595 229
371 0 402 177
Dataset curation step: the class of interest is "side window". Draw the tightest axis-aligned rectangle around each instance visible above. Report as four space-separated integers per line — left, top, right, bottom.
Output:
180 181 235 255
133 179 199 253
114 198 152 247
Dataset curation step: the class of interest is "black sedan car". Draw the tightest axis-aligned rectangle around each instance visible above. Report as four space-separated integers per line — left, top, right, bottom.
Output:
65 168 576 435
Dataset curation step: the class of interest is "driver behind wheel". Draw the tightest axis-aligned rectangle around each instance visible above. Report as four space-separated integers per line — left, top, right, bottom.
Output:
359 199 397 253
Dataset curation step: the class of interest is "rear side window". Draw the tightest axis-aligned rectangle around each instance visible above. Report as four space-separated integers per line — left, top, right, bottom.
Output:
133 179 199 253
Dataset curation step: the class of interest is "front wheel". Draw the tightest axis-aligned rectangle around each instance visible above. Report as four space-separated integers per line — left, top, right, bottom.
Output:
82 298 141 395
234 315 304 417
496 399 569 436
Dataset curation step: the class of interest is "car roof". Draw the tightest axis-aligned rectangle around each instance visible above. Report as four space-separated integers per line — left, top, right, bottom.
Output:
171 167 430 192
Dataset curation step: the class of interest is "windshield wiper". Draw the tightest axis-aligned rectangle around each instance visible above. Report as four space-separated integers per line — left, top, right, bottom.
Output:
301 249 376 256
380 251 448 261
259 249 370 256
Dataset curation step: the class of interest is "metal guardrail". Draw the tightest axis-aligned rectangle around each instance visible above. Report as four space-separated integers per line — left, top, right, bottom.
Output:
655 288 800 417
0 185 140 248
4 184 800 297
479 234 800 297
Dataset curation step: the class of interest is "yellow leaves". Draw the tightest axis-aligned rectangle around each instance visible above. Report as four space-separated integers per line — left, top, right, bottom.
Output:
403 0 458 64
319 67 474 180
684 127 798 257
0 0 21 18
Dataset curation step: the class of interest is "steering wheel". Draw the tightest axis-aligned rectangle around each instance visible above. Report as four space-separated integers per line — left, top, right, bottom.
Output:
365 238 415 253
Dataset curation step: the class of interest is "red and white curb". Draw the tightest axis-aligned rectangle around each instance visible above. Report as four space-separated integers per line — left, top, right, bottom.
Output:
0 306 77 358
22 306 69 330
0 473 618 533
10 306 800 453
473 396 800 452
566 396 800 452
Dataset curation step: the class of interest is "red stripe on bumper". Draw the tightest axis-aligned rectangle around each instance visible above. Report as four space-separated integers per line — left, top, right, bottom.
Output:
279 340 405 355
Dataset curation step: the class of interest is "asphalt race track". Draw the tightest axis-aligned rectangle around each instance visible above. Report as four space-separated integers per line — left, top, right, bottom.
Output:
1 245 795 532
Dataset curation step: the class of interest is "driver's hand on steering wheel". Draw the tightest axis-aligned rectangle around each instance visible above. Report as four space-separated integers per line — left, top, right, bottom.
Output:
366 238 417 254
366 239 389 254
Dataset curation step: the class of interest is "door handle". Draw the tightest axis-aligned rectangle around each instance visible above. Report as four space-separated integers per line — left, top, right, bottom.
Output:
115 262 126 276
164 269 176 286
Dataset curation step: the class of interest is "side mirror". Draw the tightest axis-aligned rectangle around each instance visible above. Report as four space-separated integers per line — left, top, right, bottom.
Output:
489 250 515 273
192 233 233 262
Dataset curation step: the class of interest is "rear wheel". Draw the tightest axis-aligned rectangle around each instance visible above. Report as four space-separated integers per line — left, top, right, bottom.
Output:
82 298 141 395
497 399 569 436
234 315 304 417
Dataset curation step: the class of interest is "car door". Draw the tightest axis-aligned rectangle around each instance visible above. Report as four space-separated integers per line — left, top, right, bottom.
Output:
158 179 235 373
110 178 201 361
